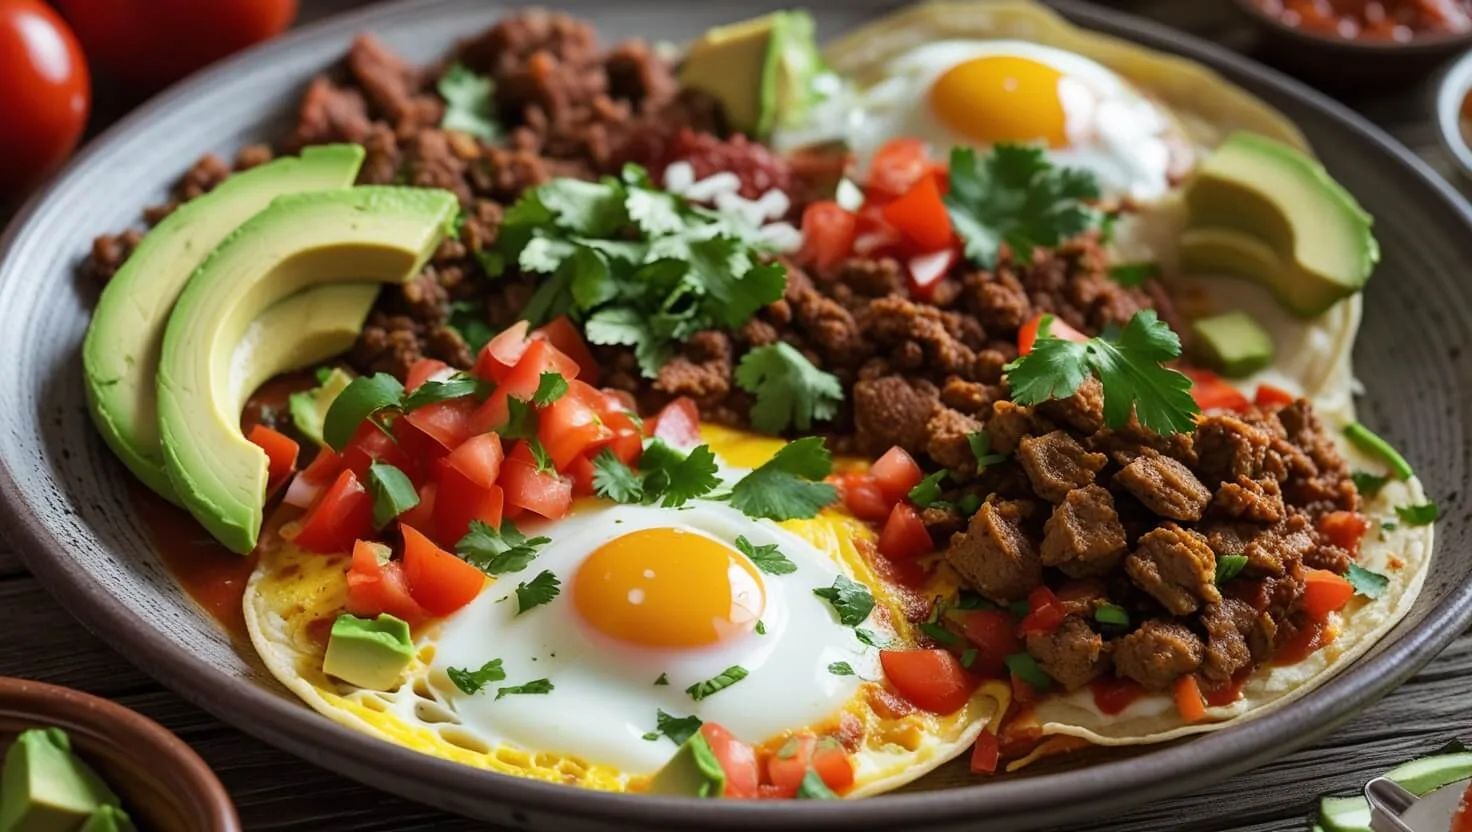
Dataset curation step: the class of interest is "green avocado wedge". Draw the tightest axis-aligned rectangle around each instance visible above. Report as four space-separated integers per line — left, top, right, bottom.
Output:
232 285 378 417
158 186 458 554
83 144 366 502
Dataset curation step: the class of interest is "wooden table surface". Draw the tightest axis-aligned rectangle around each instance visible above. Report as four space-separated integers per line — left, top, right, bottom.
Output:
3 1 1469 829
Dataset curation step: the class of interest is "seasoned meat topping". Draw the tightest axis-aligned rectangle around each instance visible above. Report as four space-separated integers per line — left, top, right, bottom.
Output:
1113 619 1203 691
1016 430 1108 503
1126 523 1221 615
1041 485 1128 578
1209 475 1285 523
1200 599 1256 686
1027 616 1110 691
945 500 1043 603
1115 452 1212 522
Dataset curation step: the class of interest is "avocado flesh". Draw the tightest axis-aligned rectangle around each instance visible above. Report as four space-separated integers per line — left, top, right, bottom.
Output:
646 733 725 797
322 613 416 691
1190 310 1275 378
288 367 357 447
157 186 458 553
0 729 118 832
83 144 366 502
1181 131 1377 318
232 287 376 421
78 805 135 832
678 10 821 140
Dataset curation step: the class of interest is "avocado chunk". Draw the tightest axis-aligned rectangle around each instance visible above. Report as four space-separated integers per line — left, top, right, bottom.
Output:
678 10 826 140
1190 310 1275 378
287 367 356 447
0 728 120 832
646 732 725 797
322 612 416 691
78 806 135 832
1179 131 1378 318
83 144 367 502
235 286 377 424
157 186 457 553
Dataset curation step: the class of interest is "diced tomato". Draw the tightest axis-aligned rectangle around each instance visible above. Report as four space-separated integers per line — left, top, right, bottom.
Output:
1091 675 1145 716
532 316 599 385
404 358 451 392
601 387 638 414
1010 671 1038 705
879 649 979 715
1253 383 1296 408
501 442 572 520
445 433 504 490
1182 368 1252 413
1019 586 1065 636
471 339 583 433
907 248 957 300
837 472 890 522
1017 313 1088 356
878 503 933 560
472 320 532 382
432 462 504 547
341 421 409 480
1172 674 1208 723
1204 673 1248 708
291 469 375 554
870 446 923 505
400 523 484 617
284 446 344 509
247 424 299 492
1318 510 1369 554
568 380 640 463
883 174 952 252
1302 568 1355 622
766 735 855 797
538 394 613 470
398 481 437 536
700 724 760 799
566 455 597 497
867 138 933 200
852 201 905 257
401 398 477 453
969 731 1000 774
954 609 1021 678
798 200 857 273
650 397 701 447
344 540 429 629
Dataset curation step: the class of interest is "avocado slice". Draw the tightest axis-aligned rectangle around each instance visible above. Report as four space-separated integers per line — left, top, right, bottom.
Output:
233 287 373 423
157 186 457 553
678 10 826 139
1190 310 1275 378
287 367 356 447
322 612 416 691
1179 131 1378 318
646 732 725 797
0 728 119 832
79 806 136 832
83 144 366 502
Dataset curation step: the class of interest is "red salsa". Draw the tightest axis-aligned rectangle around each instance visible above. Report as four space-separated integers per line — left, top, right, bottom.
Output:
1252 0 1472 41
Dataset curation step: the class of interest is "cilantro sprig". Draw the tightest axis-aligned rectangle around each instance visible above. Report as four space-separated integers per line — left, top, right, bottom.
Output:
590 441 720 508
813 575 875 627
944 145 1103 268
734 536 796 576
456 520 551 576
323 371 490 451
654 710 703 745
513 570 561 614
438 64 500 142
734 343 843 434
686 666 749 701
728 437 838 521
447 659 506 695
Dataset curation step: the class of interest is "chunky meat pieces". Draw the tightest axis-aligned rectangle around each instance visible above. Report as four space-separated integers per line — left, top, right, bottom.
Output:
1016 430 1108 503
945 500 1043 603
1116 452 1212 522
1200 599 1256 686
1126 523 1221 615
1113 619 1204 691
1041 485 1127 578
1027 616 1110 690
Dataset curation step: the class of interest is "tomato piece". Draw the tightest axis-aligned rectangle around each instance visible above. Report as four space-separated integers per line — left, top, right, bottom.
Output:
398 481 437 537
1182 368 1252 413
470 339 582 433
404 358 451 392
402 398 477 453
291 469 374 554
838 473 890 522
566 455 597 497
1172 674 1208 724
697 724 759 799
852 201 906 257
878 503 934 560
247 424 299 492
532 316 600 385
907 248 957 299
798 200 857 273
870 446 923 505
0 0 89 194
285 445 344 508
766 735 855 796
1253 383 1296 408
879 649 979 715
1019 586 1065 636
867 138 933 200
882 174 952 252
1091 675 1145 716
445 433 504 490
538 394 613 470
400 524 484 617
1302 568 1355 622
969 731 1000 775
432 462 504 548
500 443 572 520
1017 313 1088 356
344 540 429 629
1318 510 1369 554
472 320 531 382
954 609 1021 678
341 421 409 481
650 397 701 447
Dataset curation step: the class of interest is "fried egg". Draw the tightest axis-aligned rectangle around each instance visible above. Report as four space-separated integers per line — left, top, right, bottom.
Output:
244 425 1008 796
849 40 1187 202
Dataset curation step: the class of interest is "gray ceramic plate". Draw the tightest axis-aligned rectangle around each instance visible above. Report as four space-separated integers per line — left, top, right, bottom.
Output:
0 0 1468 829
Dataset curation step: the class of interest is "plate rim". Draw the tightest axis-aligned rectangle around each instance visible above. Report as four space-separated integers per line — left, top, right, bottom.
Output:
2 0 1470 827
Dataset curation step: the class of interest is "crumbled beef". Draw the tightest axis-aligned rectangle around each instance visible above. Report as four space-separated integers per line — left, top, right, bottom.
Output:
926 407 984 475
84 230 144 282
961 270 1031 332
945 500 1043 603
1200 599 1256 686
940 378 995 417
348 33 442 131
287 78 372 150
234 144 274 171
1275 399 1358 512
861 295 981 379
1027 616 1110 690
604 41 674 107
1036 376 1105 435
1115 451 1212 522
1305 541 1353 573
1209 475 1285 523
653 330 732 407
1112 619 1203 691
1126 523 1221 615
1194 414 1278 485
852 376 939 457
1016 430 1108 502
921 505 966 541
837 257 904 297
985 401 1046 455
1042 485 1128 578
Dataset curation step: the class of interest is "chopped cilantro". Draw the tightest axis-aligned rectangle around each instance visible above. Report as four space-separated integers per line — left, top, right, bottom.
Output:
827 662 856 677
733 342 844 434
446 659 506 695
322 373 404 450
755 620 767 635
366 462 419 529
813 575 875 627
457 519 550 575
728 437 838 521
400 372 488 413
734 535 796 575
655 710 703 745
1382 521 1398 531
1094 603 1130 627
642 732 660 742
908 470 948 509
513 570 561 615
500 397 539 440
1346 563 1389 599
944 144 1102 268
967 430 1008 471
1005 652 1052 691
591 449 646 503
641 442 720 508
855 628 892 649
919 620 962 647
495 679 554 700
686 666 749 701
532 372 568 406
1005 309 1199 436
960 648 979 670
1396 502 1439 526
1215 554 1248 584
1351 470 1391 498
654 673 670 686
527 437 556 473
438 63 500 142
796 768 838 800
1108 262 1161 287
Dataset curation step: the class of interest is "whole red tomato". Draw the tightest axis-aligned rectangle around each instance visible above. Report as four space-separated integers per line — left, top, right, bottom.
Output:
55 0 298 91
0 0 90 195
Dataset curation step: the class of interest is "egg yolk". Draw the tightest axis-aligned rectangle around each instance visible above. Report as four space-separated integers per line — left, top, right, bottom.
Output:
929 55 1069 148
572 528 765 648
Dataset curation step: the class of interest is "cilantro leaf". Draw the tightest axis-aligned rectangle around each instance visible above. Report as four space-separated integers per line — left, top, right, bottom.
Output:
945 144 1102 268
640 441 721 507
627 187 685 235
1215 554 1248 584
909 470 948 509
968 430 1008 470
322 373 404 450
527 437 556 473
447 659 506 695
827 662 856 677
655 710 703 745
728 437 838 521
1351 471 1390 498
734 535 797 575
1108 262 1161 287
500 398 539 440
532 372 569 406
755 620 767 635
813 575 875 627
513 570 561 614
797 769 838 800
591 449 645 503
495 679 554 700
448 300 494 354
1396 502 1439 525
1346 563 1389 599
438 63 499 142
401 373 489 413
855 628 893 648
1006 309 1199 436
654 673 670 686
457 520 550 575
366 462 419 529
734 343 844 434
686 666 749 701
